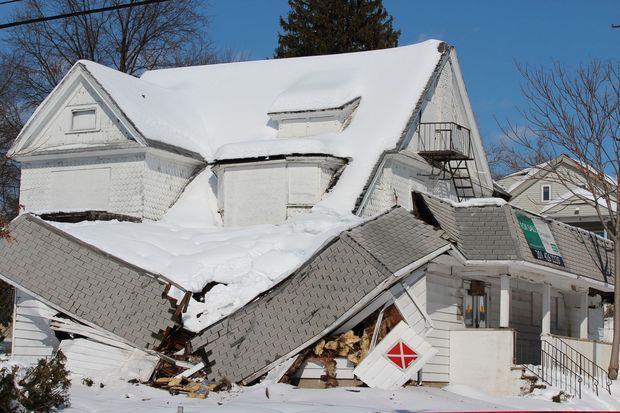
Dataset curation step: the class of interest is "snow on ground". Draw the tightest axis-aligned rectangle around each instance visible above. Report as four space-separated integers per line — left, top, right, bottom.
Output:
52 204 361 332
60 380 620 412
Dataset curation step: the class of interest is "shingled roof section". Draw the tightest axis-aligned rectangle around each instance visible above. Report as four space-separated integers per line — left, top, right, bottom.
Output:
420 194 614 284
0 214 181 350
189 207 449 383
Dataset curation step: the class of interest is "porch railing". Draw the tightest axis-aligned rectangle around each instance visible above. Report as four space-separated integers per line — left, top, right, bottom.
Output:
543 334 612 396
523 339 583 398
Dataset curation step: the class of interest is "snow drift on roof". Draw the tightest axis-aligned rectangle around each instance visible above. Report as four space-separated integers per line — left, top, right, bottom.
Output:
79 61 208 157
139 40 442 212
268 70 360 113
51 207 361 332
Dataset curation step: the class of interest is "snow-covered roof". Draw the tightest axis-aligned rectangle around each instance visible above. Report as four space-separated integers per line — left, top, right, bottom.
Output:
51 175 362 332
73 40 444 212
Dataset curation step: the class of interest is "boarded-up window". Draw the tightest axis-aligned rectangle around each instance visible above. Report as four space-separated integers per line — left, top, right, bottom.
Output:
50 168 111 212
223 164 287 226
71 109 97 131
288 163 320 205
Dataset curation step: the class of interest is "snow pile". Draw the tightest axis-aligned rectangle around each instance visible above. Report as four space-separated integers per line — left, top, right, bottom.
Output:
450 197 507 208
79 61 208 157
269 70 360 113
52 208 361 332
62 380 620 413
160 168 222 227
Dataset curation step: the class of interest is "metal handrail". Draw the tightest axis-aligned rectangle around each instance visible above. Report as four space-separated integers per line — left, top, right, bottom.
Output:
521 338 584 398
417 122 472 159
544 334 612 395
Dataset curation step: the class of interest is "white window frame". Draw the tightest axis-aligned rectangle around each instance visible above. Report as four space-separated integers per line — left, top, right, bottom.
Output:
67 106 99 133
541 184 551 203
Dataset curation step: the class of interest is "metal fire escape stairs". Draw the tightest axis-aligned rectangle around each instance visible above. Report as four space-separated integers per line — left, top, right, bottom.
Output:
417 122 478 202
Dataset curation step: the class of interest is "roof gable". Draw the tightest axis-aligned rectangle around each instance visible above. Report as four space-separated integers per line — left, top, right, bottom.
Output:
9 64 146 158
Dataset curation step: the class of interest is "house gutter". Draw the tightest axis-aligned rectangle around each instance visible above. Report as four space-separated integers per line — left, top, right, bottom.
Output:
449 247 614 292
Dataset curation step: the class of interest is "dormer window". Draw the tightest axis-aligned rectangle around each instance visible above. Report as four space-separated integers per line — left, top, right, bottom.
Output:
70 108 97 132
269 97 360 138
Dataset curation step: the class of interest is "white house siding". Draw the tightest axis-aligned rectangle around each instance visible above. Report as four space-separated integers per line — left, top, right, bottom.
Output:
391 274 428 337
360 158 457 218
31 78 133 152
143 153 198 220
19 153 145 217
418 60 469 129
11 290 59 365
221 162 288 226
360 167 395 218
217 157 345 226
423 262 463 383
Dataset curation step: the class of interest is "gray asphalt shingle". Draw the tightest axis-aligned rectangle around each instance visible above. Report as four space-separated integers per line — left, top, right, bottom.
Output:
190 207 449 383
0 214 180 350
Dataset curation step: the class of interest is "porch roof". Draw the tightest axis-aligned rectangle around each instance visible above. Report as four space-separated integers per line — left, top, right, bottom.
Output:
419 193 615 285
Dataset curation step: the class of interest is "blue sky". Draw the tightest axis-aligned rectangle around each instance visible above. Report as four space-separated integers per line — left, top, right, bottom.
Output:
1 0 618 148
206 0 619 148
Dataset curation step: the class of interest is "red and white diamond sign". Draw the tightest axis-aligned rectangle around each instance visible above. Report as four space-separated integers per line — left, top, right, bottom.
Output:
385 341 418 370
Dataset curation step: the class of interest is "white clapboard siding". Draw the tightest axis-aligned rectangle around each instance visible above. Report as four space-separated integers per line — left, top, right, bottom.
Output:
354 321 437 389
11 291 59 365
59 339 158 382
423 268 463 382
295 358 356 380
391 275 429 337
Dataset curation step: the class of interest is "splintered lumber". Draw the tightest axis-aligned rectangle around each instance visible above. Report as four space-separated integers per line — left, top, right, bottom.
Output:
50 317 134 350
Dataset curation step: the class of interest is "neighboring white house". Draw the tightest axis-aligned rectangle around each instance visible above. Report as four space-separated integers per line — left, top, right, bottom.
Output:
0 40 614 398
497 155 617 237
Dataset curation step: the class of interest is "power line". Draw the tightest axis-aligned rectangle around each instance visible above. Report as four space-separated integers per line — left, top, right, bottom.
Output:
0 0 24 5
0 0 172 30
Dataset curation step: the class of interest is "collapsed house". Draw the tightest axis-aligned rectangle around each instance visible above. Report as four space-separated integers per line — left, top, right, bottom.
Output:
0 39 615 397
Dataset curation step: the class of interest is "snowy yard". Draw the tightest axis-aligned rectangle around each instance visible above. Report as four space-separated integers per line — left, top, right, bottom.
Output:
61 380 620 412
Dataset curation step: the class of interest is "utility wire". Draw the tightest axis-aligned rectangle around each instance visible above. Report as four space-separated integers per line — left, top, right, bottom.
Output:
0 0 172 29
0 0 24 5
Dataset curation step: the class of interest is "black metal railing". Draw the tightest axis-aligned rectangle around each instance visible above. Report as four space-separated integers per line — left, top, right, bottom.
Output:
417 122 473 160
524 340 583 399
543 334 612 396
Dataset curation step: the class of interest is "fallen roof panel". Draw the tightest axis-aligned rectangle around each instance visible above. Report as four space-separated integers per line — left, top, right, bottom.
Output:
189 207 449 383
0 214 181 350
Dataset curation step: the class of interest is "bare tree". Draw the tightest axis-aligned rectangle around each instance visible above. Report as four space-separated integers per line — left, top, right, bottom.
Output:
498 60 619 378
0 53 23 226
8 0 216 107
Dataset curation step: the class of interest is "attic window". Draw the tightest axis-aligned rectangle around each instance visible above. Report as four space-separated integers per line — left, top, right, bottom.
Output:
541 184 551 202
71 108 97 131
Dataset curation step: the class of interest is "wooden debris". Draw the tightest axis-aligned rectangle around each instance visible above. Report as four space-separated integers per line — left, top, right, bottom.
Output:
288 304 405 387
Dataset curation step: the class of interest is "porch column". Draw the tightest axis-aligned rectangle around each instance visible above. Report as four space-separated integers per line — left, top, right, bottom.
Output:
541 283 551 335
500 274 510 328
578 292 589 339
